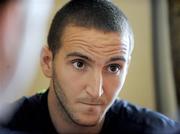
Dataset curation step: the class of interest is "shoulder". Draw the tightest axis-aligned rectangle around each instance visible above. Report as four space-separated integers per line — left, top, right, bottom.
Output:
9 92 45 120
103 99 178 134
0 91 47 133
112 99 176 126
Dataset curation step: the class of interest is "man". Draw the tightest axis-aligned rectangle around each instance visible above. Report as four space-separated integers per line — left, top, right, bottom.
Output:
0 0 178 134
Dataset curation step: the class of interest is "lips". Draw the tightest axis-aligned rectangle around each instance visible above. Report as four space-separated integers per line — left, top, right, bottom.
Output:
77 97 106 106
80 102 102 106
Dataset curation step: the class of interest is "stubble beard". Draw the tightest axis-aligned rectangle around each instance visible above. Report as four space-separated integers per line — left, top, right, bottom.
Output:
52 69 99 127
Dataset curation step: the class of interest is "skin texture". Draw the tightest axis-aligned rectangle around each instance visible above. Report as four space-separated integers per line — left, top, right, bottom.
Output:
41 25 131 134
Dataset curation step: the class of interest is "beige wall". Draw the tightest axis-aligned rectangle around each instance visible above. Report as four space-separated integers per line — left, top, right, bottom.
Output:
30 0 156 110
113 0 156 110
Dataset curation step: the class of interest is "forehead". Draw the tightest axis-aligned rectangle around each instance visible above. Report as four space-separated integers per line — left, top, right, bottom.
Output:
60 25 130 61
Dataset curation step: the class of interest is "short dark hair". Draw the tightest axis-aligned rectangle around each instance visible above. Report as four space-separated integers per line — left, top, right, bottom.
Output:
47 0 134 57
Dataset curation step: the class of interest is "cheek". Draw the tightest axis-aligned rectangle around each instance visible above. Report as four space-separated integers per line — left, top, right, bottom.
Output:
103 76 122 101
55 65 85 98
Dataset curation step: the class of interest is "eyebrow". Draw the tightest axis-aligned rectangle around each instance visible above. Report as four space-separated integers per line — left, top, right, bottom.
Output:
66 52 93 62
66 52 127 63
108 56 127 63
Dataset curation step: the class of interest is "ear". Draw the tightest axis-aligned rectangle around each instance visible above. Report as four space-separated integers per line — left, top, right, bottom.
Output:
125 55 131 74
127 55 131 66
40 46 53 78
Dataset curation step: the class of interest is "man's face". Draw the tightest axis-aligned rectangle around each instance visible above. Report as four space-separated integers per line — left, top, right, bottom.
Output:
49 26 130 126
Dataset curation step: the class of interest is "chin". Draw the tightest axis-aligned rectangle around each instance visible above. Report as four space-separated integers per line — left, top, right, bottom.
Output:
72 114 102 127
75 120 99 127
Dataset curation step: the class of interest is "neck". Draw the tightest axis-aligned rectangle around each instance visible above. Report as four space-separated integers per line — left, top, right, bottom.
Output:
47 87 104 134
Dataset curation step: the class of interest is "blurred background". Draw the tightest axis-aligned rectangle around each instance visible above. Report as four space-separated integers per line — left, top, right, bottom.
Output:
0 0 179 120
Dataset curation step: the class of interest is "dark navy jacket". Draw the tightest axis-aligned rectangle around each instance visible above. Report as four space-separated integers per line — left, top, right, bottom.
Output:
0 90 178 134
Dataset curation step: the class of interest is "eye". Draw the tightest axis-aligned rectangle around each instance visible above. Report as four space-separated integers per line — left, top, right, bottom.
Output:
107 64 121 74
72 60 85 70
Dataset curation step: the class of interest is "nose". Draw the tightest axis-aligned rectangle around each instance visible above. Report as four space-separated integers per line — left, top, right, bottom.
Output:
85 70 104 98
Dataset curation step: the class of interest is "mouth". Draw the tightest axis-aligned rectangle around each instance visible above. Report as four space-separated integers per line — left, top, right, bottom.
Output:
77 98 105 107
80 102 103 106
79 102 103 115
